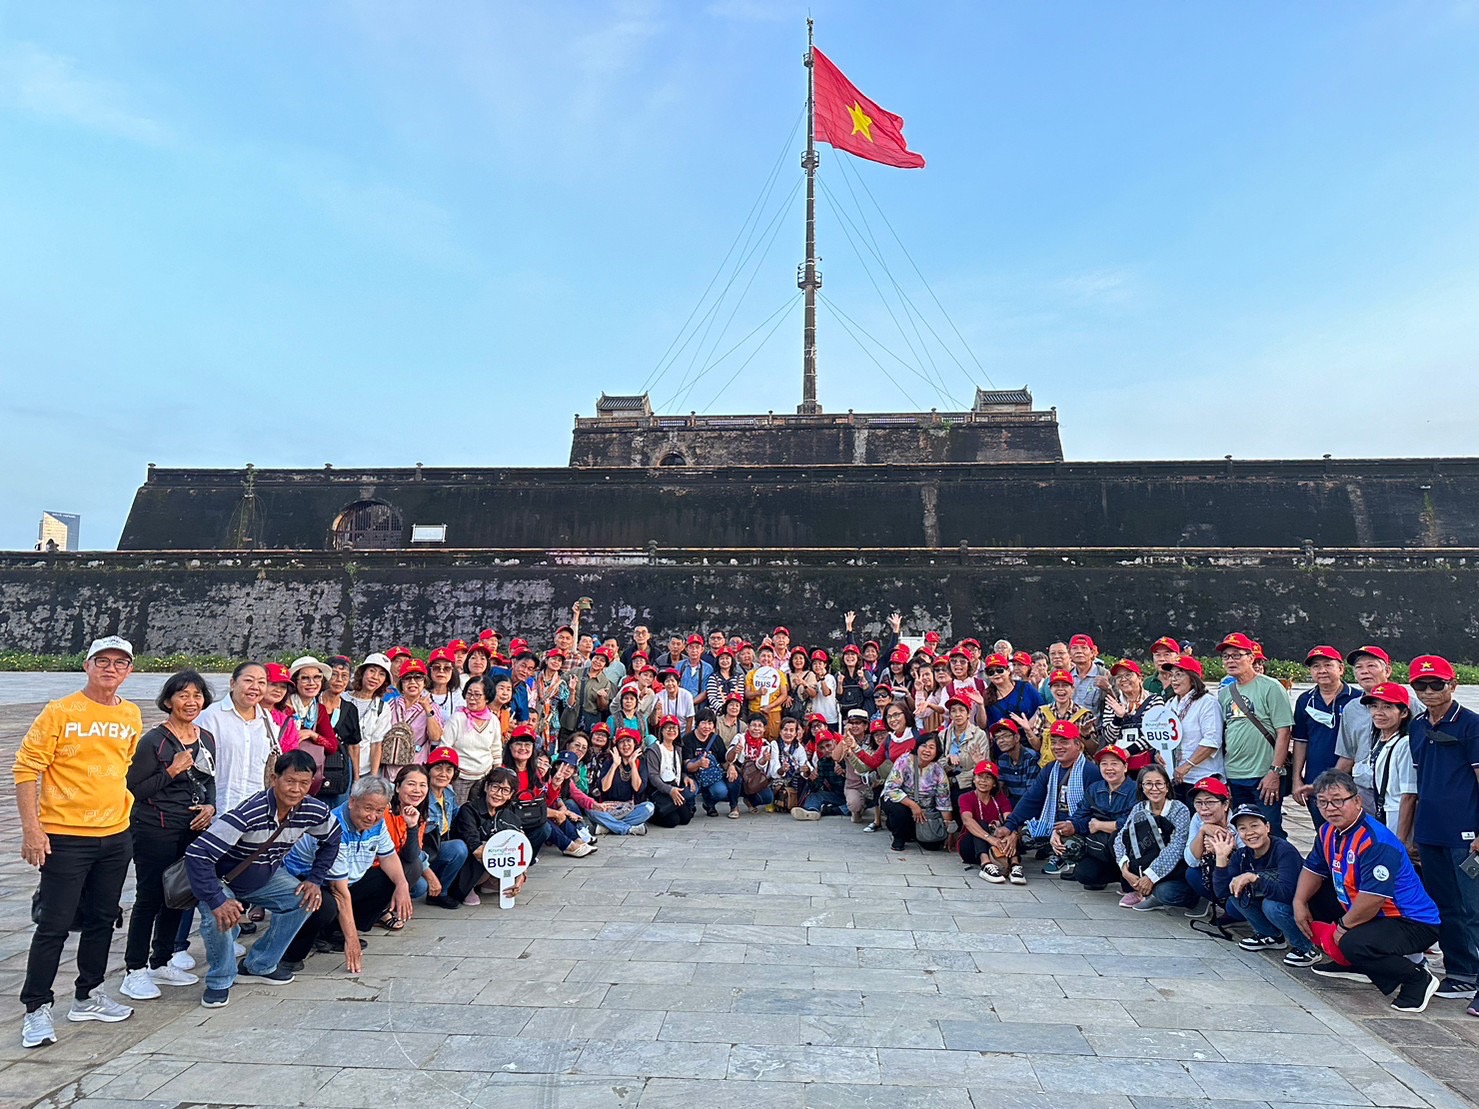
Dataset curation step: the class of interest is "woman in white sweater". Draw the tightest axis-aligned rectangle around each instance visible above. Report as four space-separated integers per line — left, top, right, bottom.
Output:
442 675 502 803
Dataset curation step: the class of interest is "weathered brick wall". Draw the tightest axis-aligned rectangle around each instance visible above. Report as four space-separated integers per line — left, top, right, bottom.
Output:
3 552 1475 661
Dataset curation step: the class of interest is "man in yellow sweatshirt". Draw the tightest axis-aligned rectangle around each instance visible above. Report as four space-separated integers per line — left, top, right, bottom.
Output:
13 636 143 1049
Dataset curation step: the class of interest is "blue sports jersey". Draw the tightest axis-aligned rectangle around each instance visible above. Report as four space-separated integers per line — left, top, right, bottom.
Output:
1303 813 1439 925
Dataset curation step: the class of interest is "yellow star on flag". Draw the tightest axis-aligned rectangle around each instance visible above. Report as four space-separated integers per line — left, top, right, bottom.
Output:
848 101 874 142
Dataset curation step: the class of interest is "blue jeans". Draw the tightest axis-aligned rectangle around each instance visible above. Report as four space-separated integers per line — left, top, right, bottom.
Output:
430 838 469 889
803 791 848 815
545 818 579 850
697 778 731 812
731 780 774 808
1239 895 1312 952
1419 843 1479 985
590 802 656 835
199 869 309 991
1226 778 1285 839
1186 864 1244 922
1148 873 1198 908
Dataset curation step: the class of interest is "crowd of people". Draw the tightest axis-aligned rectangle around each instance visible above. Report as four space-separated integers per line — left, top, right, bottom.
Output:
11 610 1479 1052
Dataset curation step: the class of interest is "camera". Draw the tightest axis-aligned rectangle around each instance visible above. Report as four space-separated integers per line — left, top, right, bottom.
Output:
1058 836 1087 863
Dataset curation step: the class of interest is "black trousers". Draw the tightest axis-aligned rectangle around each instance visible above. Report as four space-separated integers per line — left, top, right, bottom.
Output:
126 823 197 971
447 821 550 901
282 869 395 962
959 831 1012 865
882 800 946 850
22 831 133 1011
1071 852 1126 890
650 786 696 828
1338 916 1440 996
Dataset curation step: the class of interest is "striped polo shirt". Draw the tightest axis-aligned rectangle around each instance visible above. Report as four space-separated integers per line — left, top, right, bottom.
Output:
185 789 340 910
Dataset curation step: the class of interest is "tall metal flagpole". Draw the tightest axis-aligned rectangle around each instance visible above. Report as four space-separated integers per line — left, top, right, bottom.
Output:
797 18 821 415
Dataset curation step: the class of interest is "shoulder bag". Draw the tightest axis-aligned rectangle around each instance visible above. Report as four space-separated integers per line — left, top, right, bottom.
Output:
162 817 291 911
380 700 421 767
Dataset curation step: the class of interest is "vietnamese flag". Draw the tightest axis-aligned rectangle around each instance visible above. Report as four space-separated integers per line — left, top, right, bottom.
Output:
812 47 925 169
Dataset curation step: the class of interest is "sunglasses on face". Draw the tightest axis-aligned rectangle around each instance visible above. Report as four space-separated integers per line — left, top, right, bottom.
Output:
985 668 1006 676
1411 679 1448 692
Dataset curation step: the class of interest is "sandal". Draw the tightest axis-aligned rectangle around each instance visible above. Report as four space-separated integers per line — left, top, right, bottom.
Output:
377 910 405 932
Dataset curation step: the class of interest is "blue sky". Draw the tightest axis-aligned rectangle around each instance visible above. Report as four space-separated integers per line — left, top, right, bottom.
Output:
2 1 1478 549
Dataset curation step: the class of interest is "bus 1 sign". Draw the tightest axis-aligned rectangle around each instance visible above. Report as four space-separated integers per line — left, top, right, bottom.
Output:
481 829 533 908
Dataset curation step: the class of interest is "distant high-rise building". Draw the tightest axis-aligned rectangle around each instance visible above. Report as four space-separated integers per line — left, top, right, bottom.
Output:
37 511 80 552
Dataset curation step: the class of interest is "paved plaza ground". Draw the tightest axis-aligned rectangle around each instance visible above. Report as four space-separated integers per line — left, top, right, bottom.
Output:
0 684 1476 1108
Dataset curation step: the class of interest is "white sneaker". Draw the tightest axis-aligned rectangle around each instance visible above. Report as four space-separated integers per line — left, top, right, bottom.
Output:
563 841 595 858
67 991 133 1023
21 1004 56 1049
233 942 246 959
150 963 199 988
168 950 196 972
119 969 161 1001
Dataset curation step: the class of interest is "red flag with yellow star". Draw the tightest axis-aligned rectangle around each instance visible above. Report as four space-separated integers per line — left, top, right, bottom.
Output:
812 48 924 169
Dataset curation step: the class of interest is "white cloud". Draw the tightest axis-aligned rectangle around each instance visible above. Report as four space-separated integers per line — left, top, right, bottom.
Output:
0 41 172 145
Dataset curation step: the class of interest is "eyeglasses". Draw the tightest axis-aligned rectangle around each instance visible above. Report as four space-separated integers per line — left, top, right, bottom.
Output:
1192 797 1224 808
89 658 132 671
1411 679 1448 692
298 674 323 682
1316 794 1359 810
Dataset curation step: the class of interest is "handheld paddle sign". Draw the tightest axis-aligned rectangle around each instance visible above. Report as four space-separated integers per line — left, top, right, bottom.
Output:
482 829 533 908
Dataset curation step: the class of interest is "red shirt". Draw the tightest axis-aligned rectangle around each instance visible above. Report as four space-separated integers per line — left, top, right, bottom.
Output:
959 789 1012 831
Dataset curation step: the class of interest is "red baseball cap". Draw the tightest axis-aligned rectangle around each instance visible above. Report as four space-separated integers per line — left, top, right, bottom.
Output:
1068 634 1096 649
961 638 981 650
1190 776 1230 800
715 646 735 658
426 746 460 771
944 694 973 711
465 641 491 658
1346 645 1391 666
810 649 830 662
1011 651 1033 669
1304 645 1343 665
385 646 412 661
264 662 292 685
1362 682 1411 707
863 640 881 651
1216 632 1258 654
982 653 1009 671
478 629 499 641
397 658 428 680
805 713 826 725
1110 659 1142 677
890 646 911 664
631 651 650 663
658 715 681 730
507 724 537 742
1047 669 1074 686
427 647 454 665
868 720 887 733
725 691 744 704
544 648 565 661
592 646 615 661
590 722 611 735
1172 655 1204 678
773 626 790 636
614 728 641 742
924 631 941 644
686 634 704 645
1150 636 1181 655
1048 719 1082 741
1409 655 1456 682
658 668 680 681
446 639 469 653
841 643 860 655
973 760 1000 778
913 646 935 660
508 638 528 656
989 718 1021 734
1094 745 1130 764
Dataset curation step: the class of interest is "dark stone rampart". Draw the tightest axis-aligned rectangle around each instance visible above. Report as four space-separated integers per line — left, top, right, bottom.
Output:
119 458 1475 552
3 548 1476 661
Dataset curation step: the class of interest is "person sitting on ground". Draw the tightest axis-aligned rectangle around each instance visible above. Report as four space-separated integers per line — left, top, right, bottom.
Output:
1209 805 1319 967
994 720 1101 875
732 714 779 815
1099 660 1164 773
423 747 468 903
1034 669 1097 766
185 749 341 1008
591 729 656 835
546 753 600 849
1114 765 1196 912
643 715 697 827
1183 776 1242 921
777 716 813 811
438 768 532 907
880 735 954 853
684 712 730 817
715 691 746 745
1056 744 1137 892
1294 769 1444 1013
505 726 589 857
381 765 432 912
794 732 849 819
958 761 1022 884
279 774 415 974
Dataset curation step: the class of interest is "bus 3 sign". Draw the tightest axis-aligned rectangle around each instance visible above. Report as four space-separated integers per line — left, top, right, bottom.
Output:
1140 705 1182 767
482 829 533 908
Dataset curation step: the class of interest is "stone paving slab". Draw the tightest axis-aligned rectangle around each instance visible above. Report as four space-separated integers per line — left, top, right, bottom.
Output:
0 697 1475 1108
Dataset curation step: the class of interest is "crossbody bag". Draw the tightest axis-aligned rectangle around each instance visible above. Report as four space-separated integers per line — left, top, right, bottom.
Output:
162 818 291 911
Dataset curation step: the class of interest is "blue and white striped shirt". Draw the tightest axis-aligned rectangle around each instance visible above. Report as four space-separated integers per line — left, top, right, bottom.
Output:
185 789 340 910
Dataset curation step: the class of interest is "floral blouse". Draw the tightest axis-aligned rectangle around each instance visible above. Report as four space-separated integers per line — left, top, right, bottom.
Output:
882 755 952 812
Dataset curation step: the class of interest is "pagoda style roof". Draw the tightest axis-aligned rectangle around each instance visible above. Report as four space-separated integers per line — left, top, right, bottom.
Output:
596 392 653 416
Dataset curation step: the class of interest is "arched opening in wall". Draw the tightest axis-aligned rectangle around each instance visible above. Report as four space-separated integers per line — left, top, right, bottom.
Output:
658 452 688 467
331 500 405 550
